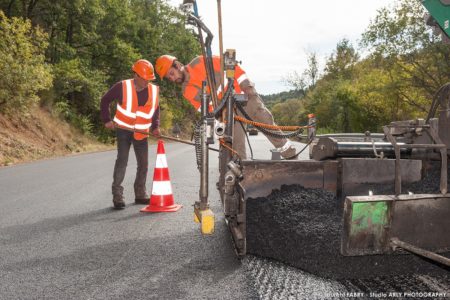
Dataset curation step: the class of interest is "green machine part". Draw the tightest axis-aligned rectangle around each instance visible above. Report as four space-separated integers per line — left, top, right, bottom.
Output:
422 0 450 37
341 194 450 256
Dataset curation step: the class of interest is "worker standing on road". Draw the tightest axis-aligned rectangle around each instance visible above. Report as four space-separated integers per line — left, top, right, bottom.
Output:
100 59 161 209
155 55 296 159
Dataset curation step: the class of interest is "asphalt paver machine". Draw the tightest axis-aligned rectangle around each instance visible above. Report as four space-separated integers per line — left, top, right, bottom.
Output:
183 0 450 271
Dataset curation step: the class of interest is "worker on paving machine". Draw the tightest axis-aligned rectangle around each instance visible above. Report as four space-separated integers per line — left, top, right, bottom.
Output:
154 54 296 159
100 59 161 209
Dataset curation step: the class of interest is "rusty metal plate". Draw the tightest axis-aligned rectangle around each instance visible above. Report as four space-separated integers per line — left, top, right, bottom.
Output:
341 194 450 256
391 195 450 251
240 160 338 200
339 158 422 200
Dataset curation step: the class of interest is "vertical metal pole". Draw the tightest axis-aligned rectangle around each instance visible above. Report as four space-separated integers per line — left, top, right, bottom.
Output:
191 1 218 108
200 81 209 209
217 0 225 99
427 125 448 194
225 83 235 140
383 126 401 196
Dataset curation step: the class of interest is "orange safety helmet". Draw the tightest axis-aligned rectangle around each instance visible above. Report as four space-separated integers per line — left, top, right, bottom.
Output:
132 59 156 81
155 55 177 79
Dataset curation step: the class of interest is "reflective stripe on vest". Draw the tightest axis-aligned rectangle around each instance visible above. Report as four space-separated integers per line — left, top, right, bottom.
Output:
113 79 158 132
134 84 159 131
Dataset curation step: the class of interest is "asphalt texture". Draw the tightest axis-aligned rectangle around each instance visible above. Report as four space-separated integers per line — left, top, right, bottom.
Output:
0 142 256 300
246 184 450 279
246 151 450 297
2 132 449 299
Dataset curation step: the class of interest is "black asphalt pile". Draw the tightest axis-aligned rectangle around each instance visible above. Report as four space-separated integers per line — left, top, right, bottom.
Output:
246 183 450 280
342 274 450 294
362 161 448 196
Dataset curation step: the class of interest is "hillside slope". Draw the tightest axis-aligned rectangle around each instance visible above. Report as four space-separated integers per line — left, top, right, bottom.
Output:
0 108 112 166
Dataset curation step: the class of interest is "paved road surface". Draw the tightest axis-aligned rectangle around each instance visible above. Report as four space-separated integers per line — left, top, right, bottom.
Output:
1 134 448 299
0 140 257 300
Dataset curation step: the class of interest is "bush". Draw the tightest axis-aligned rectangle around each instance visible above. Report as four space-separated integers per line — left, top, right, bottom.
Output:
53 100 93 135
0 11 52 114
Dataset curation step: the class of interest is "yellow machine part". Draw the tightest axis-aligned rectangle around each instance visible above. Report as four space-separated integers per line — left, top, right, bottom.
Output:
194 207 215 235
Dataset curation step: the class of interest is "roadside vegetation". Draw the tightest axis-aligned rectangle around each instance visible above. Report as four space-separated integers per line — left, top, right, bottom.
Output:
0 0 448 164
0 0 200 165
266 0 450 134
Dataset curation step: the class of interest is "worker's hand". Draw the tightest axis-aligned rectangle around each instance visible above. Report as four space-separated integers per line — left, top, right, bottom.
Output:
104 121 115 129
151 128 161 137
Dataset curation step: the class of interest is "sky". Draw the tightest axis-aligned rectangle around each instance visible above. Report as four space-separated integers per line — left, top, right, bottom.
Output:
167 0 393 95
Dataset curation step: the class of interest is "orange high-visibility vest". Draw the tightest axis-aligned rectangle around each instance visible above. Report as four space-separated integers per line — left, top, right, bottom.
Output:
113 79 159 140
182 56 248 112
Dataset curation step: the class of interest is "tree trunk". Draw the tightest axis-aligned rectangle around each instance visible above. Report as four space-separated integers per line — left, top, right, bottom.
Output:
6 0 16 18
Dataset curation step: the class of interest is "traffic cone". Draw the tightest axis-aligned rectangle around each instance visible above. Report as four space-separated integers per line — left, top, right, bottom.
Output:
141 140 182 213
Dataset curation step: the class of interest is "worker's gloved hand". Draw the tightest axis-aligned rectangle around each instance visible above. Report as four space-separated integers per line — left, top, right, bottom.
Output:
151 128 161 137
104 121 115 129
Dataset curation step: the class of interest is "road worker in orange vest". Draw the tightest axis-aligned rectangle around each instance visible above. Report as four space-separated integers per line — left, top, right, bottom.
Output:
100 59 160 209
155 55 296 159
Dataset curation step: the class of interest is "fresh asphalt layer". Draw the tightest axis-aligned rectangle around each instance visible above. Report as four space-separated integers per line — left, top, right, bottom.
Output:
0 141 257 300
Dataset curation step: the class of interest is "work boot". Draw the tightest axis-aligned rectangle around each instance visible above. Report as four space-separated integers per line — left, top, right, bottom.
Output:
281 145 297 160
112 195 125 209
135 193 150 205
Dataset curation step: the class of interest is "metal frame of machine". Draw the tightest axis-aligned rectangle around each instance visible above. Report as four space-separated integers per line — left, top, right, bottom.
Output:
182 0 450 267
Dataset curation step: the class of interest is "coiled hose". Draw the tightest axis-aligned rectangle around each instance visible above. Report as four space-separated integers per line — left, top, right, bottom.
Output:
193 120 203 170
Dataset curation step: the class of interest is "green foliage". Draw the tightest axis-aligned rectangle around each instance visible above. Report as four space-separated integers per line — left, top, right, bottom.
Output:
52 58 108 115
361 0 450 98
305 39 362 132
261 90 304 109
0 0 201 137
271 98 305 126
159 101 173 130
0 11 52 114
284 51 320 92
277 0 450 134
53 100 94 135
324 39 359 81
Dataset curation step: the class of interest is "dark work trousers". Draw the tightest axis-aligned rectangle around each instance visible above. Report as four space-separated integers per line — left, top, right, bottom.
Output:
112 128 149 199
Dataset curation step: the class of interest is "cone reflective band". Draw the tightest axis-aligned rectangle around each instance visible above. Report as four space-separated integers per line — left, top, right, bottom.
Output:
141 140 182 213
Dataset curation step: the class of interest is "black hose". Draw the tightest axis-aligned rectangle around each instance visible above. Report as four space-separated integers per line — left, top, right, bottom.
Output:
213 78 235 117
284 139 313 160
237 118 254 160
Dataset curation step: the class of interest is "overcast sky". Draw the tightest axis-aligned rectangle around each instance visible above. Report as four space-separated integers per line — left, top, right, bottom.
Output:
167 0 393 95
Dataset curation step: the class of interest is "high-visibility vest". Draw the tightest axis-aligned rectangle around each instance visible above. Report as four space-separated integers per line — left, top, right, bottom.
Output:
182 56 248 112
113 79 159 140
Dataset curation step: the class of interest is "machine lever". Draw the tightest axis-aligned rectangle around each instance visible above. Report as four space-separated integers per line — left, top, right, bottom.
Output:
390 237 450 267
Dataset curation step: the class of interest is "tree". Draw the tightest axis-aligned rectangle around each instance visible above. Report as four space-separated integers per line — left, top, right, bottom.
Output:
284 51 319 93
305 40 361 132
272 0 450 134
0 11 52 114
361 0 450 106
271 99 305 126
324 39 359 80
0 0 202 136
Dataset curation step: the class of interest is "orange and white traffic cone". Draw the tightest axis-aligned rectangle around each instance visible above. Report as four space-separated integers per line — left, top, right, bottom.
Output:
141 140 182 213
